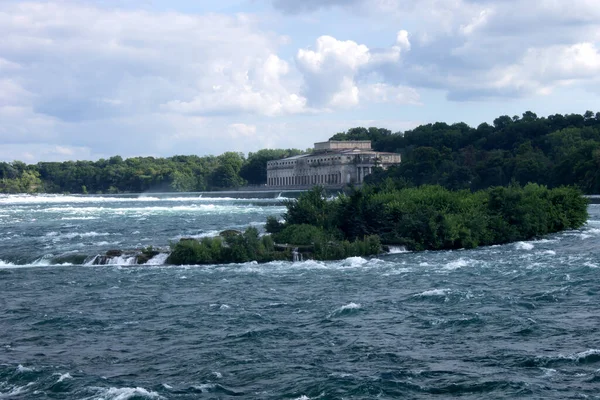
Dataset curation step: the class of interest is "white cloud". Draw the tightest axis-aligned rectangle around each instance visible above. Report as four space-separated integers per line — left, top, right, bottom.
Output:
361 83 421 105
0 1 306 122
275 0 600 100
0 144 96 163
296 33 414 108
162 55 306 116
0 1 314 161
228 123 258 138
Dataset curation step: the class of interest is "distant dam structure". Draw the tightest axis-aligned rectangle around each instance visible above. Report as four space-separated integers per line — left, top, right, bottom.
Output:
195 188 335 199
266 140 401 188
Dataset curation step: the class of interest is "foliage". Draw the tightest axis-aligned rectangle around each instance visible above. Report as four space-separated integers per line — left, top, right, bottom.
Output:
240 149 304 185
0 147 302 194
313 235 382 260
277 183 588 252
282 186 336 230
336 111 600 194
166 227 287 265
272 224 327 246
265 216 284 234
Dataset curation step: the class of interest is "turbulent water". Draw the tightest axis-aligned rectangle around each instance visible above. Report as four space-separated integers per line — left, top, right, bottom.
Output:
1 194 599 399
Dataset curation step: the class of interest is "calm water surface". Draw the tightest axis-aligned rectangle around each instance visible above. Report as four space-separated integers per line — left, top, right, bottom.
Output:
0 194 599 399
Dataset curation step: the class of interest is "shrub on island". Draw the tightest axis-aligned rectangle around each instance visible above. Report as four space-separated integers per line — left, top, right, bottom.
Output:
167 183 587 265
274 184 588 252
167 227 289 265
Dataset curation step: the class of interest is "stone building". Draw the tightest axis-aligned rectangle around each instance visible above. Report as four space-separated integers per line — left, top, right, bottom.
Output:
266 141 401 187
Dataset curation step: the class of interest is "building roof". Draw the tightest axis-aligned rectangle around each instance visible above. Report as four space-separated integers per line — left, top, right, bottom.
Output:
267 148 399 164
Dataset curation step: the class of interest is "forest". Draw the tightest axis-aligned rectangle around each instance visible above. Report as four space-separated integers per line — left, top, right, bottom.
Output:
344 111 600 194
1 110 599 194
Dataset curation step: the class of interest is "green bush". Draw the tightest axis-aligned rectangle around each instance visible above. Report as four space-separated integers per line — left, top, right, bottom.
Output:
276 182 588 253
265 216 284 234
167 227 288 265
272 224 327 246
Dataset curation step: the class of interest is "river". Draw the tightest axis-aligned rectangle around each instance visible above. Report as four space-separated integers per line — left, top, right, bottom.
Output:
1 193 599 399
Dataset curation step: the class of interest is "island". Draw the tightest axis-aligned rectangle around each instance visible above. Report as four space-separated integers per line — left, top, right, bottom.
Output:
165 183 588 264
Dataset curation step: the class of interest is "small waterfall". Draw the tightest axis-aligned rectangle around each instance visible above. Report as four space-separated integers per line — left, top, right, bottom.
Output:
106 255 137 265
145 253 169 265
292 247 303 262
84 255 100 265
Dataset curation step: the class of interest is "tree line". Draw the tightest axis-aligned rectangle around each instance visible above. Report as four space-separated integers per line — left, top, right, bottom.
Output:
1 110 599 194
333 111 600 194
0 149 303 194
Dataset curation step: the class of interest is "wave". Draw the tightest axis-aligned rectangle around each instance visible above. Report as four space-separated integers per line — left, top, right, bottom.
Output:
444 258 472 270
0 383 34 398
55 372 72 383
341 256 369 267
0 259 15 267
414 288 450 297
45 231 114 240
32 205 283 215
515 242 535 251
0 194 286 205
523 349 600 368
83 386 162 400
328 302 362 318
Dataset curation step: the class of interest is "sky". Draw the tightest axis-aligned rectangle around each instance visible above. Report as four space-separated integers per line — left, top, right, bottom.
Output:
1 0 599 162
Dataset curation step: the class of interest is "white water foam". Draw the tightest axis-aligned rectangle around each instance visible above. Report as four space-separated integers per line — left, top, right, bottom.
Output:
0 259 15 268
84 386 162 400
339 302 361 311
193 383 217 392
105 256 137 266
30 256 74 267
55 372 72 382
388 246 409 254
573 349 600 361
341 257 368 267
35 204 282 216
45 231 113 241
16 364 33 373
0 383 34 398
327 302 362 318
515 242 534 250
0 194 278 205
444 258 471 270
415 288 450 297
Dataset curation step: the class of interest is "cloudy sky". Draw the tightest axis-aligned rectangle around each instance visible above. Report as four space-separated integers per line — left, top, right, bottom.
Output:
1 0 599 162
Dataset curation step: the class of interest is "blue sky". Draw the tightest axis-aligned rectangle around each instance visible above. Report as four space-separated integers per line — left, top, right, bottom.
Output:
1 0 599 162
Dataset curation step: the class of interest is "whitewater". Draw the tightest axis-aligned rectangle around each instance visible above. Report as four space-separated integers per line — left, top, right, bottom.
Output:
1 193 599 399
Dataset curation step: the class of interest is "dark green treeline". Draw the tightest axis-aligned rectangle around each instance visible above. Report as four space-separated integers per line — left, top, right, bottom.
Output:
0 149 303 194
339 111 600 194
271 183 588 252
2 110 600 194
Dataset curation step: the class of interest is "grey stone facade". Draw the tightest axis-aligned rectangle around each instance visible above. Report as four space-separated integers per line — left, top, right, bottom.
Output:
266 141 401 187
